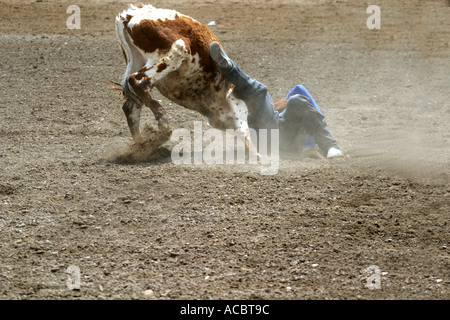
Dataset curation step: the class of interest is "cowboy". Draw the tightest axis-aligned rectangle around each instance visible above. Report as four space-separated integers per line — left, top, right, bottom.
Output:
210 41 343 159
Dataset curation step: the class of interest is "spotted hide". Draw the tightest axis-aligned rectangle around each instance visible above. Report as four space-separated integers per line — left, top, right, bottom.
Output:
115 4 249 143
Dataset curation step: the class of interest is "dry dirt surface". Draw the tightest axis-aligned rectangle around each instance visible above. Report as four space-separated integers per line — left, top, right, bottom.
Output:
0 0 449 301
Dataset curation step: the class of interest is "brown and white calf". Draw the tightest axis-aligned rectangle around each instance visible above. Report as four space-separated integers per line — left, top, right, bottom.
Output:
115 4 249 143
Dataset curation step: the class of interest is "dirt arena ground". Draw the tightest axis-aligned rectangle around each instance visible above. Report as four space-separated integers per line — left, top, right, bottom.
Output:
0 0 449 300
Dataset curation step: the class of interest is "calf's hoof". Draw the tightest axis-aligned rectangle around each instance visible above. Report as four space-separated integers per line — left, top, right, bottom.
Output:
158 115 169 129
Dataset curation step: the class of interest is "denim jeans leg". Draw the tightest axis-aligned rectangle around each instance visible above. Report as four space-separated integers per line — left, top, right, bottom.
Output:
279 94 339 154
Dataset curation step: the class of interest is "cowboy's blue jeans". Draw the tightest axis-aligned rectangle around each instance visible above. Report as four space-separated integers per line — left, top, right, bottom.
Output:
224 62 339 154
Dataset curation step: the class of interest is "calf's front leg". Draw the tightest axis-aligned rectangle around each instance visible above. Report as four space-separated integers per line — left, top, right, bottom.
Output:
128 74 168 124
122 99 143 142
